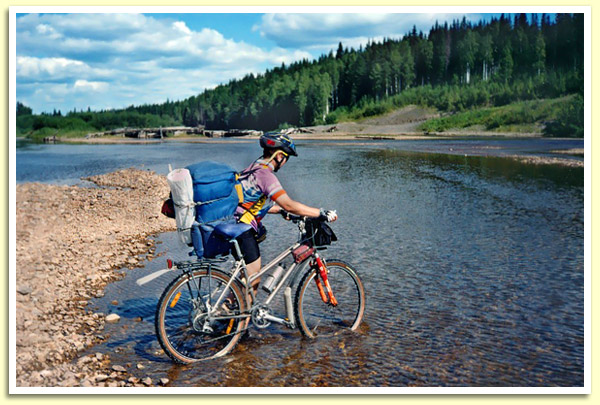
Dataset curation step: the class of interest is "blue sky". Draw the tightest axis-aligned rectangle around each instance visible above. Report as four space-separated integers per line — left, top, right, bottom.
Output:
15 11 533 114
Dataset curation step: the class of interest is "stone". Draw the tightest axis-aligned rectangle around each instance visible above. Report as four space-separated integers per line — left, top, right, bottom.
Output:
95 374 109 382
105 313 120 323
112 365 127 373
17 285 33 295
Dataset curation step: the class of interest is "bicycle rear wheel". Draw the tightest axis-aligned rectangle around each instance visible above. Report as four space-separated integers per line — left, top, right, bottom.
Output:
294 260 365 338
155 268 247 363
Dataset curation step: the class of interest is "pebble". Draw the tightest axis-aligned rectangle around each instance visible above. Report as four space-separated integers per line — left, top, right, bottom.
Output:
15 169 174 387
105 313 121 323
95 374 109 382
17 285 33 295
112 365 127 373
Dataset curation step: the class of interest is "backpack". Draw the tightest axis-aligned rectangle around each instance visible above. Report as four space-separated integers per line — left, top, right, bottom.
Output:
165 161 244 259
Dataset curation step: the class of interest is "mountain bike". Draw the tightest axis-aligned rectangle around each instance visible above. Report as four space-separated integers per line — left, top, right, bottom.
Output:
139 215 365 364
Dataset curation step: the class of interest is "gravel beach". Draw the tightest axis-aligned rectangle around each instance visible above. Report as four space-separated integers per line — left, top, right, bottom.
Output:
15 168 175 387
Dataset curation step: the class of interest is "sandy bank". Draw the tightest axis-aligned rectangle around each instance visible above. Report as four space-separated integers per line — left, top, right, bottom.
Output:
15 169 174 387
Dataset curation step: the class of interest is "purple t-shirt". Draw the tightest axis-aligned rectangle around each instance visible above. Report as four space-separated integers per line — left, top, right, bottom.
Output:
235 160 287 231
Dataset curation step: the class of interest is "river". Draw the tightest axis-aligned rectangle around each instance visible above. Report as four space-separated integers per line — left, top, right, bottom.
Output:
16 137 585 387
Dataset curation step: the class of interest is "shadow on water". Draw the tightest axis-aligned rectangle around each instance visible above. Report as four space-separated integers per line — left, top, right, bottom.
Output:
361 149 584 188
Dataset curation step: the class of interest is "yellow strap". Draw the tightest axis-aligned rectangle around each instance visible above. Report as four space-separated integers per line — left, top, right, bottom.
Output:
239 211 254 224
235 174 244 204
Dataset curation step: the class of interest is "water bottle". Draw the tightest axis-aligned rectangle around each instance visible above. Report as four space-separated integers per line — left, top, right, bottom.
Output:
262 264 285 293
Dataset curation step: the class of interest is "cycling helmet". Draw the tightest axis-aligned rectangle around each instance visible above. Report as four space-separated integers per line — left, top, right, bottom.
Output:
260 131 298 157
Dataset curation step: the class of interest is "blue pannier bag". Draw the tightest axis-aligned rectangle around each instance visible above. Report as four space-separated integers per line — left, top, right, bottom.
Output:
187 161 242 259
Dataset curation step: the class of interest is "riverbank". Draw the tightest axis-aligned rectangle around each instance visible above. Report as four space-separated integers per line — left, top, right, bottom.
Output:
52 133 583 168
15 169 175 387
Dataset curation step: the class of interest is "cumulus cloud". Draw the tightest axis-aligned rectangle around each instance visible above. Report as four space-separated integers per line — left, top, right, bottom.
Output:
254 13 488 52
15 13 312 113
74 80 108 92
17 56 86 77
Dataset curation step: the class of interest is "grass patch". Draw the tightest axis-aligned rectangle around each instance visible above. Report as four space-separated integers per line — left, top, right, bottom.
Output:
418 95 581 137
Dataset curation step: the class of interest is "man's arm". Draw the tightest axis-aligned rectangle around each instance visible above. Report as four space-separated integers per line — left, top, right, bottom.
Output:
271 193 321 218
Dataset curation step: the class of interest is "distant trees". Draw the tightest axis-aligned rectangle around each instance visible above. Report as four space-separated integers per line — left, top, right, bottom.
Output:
16 102 32 116
167 12 582 131
18 13 584 135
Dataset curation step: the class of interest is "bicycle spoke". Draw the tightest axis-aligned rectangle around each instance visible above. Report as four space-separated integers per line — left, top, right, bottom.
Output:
295 261 365 338
155 269 246 363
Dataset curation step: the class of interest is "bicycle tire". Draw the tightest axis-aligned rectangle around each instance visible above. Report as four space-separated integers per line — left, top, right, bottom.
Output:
155 268 247 363
294 259 365 338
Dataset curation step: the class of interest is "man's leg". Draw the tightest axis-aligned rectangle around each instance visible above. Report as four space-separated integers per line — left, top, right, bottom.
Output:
245 257 262 293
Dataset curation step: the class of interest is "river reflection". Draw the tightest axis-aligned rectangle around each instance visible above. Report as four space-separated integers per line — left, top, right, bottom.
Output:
52 140 585 387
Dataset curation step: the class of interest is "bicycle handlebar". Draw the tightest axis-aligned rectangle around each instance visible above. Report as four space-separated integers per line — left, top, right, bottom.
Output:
287 213 305 223
282 212 322 224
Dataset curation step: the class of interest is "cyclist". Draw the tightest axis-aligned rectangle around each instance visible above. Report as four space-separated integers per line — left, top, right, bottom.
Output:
234 132 338 293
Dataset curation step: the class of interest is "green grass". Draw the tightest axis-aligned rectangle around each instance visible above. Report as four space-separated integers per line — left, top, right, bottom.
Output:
26 128 91 142
417 95 582 137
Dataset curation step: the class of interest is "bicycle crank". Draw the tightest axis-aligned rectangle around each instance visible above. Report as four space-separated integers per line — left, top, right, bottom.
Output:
251 304 272 329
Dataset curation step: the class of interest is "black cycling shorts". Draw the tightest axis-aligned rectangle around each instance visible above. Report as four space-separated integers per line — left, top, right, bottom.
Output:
232 229 261 264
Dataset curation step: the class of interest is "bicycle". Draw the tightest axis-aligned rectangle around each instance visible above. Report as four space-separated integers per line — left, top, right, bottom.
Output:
139 215 366 364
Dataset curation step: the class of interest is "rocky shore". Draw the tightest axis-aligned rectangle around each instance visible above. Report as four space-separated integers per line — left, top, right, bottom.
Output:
15 169 175 387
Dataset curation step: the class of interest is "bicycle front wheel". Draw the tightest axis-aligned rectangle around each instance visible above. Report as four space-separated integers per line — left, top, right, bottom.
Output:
155 268 247 363
294 260 365 338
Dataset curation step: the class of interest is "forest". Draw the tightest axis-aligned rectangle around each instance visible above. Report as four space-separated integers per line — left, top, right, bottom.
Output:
17 13 584 139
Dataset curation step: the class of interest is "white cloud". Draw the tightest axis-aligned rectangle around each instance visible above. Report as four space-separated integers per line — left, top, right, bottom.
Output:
35 23 61 39
74 80 108 92
17 56 87 77
16 13 315 113
173 21 192 35
16 55 114 82
254 13 486 51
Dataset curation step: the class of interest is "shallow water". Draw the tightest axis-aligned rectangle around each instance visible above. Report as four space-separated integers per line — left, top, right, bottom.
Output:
17 139 585 387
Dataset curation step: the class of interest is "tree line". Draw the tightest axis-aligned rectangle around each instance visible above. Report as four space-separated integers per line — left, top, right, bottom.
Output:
18 13 584 136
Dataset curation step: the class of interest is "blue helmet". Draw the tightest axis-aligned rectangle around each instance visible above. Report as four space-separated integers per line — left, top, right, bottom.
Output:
260 132 298 157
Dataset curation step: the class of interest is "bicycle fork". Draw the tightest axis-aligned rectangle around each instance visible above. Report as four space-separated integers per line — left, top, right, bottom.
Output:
312 254 338 306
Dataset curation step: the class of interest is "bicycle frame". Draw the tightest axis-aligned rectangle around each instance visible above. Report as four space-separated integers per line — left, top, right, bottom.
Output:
207 238 307 329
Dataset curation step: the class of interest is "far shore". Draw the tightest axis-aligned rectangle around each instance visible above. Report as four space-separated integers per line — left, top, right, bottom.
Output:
54 131 545 144
44 131 584 168
56 134 438 144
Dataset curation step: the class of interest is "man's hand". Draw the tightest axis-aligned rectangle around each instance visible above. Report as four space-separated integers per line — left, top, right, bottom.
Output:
280 209 291 221
319 209 338 222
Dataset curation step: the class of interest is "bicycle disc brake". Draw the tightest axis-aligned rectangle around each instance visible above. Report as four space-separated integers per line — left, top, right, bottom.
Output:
251 304 272 329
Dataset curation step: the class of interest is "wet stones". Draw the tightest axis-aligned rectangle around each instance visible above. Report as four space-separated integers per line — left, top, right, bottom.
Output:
112 365 127 373
105 314 121 323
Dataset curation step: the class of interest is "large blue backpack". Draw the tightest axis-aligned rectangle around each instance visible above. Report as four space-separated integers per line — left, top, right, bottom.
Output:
187 161 244 258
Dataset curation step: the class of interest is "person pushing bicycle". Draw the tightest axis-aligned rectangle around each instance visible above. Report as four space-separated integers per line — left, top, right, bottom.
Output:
234 131 338 294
